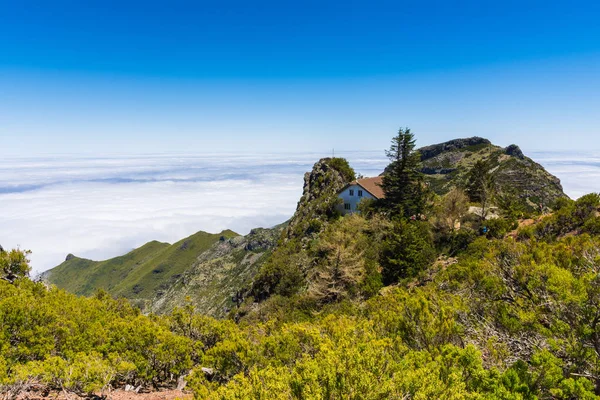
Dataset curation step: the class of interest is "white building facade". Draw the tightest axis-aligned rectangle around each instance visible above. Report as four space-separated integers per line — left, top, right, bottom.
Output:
337 177 384 215
337 185 375 214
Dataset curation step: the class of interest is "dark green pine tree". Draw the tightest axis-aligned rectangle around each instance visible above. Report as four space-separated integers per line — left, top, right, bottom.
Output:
381 127 426 217
466 160 496 221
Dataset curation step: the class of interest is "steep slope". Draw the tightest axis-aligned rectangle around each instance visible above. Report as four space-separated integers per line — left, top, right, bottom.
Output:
42 240 172 297
148 225 284 317
417 137 566 208
110 229 238 300
284 157 354 240
44 225 285 317
249 157 355 301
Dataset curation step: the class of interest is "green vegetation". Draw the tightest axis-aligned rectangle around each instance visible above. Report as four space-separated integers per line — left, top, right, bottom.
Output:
327 157 356 182
419 137 567 212
0 275 193 395
4 199 600 398
466 159 496 221
43 229 241 315
16 131 593 398
381 127 428 217
1 247 31 282
380 218 436 284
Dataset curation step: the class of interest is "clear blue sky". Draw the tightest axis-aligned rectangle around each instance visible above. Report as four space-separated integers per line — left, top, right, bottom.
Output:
1 0 599 154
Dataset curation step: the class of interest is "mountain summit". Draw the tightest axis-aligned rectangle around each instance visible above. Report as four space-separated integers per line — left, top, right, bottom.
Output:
417 137 566 209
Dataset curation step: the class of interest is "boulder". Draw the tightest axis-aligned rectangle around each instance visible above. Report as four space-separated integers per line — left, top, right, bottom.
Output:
505 144 525 159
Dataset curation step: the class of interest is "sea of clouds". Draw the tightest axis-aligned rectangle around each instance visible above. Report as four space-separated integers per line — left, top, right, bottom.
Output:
0 151 388 273
1 150 599 273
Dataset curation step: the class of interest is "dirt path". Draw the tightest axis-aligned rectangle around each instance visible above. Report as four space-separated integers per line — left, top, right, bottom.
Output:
105 389 192 400
10 389 193 400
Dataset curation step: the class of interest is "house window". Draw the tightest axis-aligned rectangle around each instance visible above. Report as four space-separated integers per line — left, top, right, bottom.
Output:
349 189 354 196
344 203 351 210
358 190 363 197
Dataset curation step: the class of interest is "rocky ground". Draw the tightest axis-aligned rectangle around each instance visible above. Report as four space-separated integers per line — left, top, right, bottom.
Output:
8 389 192 400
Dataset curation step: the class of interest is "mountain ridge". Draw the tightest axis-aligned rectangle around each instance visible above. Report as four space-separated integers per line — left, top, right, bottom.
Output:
416 136 567 209
44 136 567 317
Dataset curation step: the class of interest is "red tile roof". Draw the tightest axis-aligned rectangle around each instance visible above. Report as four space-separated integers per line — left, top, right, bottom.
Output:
349 176 385 199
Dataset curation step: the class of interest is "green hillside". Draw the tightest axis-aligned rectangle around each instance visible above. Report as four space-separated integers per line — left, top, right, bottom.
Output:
417 137 566 210
45 240 170 296
44 229 238 306
148 226 284 316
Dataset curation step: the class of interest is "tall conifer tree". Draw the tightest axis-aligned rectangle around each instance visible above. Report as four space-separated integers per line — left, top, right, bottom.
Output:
381 127 426 217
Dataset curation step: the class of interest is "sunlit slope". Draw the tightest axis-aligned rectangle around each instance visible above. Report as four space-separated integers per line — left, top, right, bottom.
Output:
44 229 238 300
417 137 566 208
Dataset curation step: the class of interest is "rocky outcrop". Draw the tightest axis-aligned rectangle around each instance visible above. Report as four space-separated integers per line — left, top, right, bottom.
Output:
245 227 280 251
284 158 352 240
419 137 491 160
418 137 567 210
505 144 525 159
147 224 284 317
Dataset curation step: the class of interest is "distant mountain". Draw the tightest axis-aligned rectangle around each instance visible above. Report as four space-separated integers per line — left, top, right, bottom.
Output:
417 137 567 208
42 226 283 317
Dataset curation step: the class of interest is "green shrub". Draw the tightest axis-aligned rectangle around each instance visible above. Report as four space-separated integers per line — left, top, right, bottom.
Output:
436 229 477 256
483 217 518 239
380 219 437 284
327 157 356 182
582 217 600 235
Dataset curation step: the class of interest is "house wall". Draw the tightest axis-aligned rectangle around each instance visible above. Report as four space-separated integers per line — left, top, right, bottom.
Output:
337 184 376 215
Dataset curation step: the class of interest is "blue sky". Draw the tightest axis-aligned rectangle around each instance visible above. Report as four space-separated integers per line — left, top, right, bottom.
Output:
1 0 599 154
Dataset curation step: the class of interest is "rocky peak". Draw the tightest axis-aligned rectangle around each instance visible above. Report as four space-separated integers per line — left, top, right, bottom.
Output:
299 158 348 206
65 253 75 261
419 137 491 160
284 158 353 239
418 137 567 210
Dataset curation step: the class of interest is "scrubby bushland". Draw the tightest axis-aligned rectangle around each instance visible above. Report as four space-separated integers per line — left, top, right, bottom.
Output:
5 131 597 398
0 273 194 395
4 196 600 398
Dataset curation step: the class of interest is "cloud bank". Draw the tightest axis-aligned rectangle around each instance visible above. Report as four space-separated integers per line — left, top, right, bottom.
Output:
1 150 598 273
0 152 388 272
529 151 600 200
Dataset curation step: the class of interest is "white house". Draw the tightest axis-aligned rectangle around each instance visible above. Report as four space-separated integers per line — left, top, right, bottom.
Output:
337 176 385 215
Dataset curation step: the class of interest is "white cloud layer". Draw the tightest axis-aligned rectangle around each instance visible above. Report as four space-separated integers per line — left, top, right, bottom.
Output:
0 152 388 273
1 150 598 273
529 151 600 200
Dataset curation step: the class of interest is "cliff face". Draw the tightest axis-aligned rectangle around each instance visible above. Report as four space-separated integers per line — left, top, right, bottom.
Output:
144 225 284 317
284 157 353 240
418 137 566 209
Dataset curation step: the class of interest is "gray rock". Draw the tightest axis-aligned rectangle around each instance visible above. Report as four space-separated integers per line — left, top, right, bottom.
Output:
284 158 348 240
419 137 491 160
505 144 525 160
